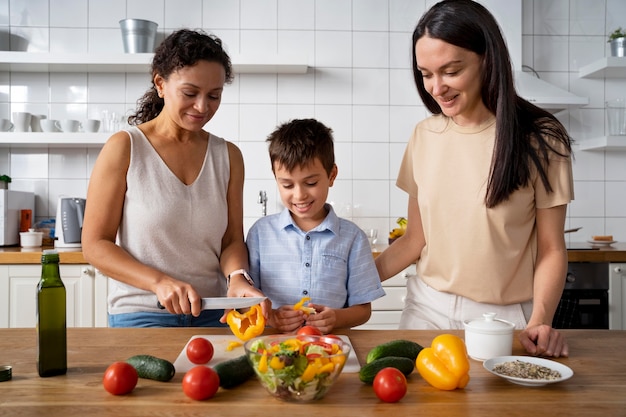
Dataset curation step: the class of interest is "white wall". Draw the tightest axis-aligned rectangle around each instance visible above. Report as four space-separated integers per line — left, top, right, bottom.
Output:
0 0 625 243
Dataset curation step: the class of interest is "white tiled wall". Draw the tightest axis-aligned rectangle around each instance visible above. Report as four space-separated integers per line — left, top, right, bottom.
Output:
1 0 625 242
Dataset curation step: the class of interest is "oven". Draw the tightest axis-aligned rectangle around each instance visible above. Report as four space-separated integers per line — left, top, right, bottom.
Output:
552 262 609 329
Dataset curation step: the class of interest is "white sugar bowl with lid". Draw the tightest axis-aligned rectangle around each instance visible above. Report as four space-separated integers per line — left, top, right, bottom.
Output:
463 312 515 361
20 228 43 248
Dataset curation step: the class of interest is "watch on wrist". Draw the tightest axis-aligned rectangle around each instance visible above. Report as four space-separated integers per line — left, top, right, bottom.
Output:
227 269 254 288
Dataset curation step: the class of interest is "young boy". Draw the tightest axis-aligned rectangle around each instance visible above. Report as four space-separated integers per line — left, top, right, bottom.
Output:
246 118 385 334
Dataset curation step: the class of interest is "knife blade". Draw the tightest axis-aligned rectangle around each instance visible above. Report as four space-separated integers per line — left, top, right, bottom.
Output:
157 297 266 311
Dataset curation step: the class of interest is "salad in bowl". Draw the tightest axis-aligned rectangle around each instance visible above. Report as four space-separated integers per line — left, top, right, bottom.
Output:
244 334 350 402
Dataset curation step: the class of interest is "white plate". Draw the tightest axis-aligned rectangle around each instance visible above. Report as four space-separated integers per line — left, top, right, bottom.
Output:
483 356 573 387
587 239 617 246
173 334 360 374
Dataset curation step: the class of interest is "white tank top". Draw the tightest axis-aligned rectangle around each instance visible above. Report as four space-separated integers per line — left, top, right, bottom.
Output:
108 126 230 314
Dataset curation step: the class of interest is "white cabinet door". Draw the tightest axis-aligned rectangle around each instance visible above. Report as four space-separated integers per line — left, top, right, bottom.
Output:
609 263 626 330
354 264 415 330
3 264 95 328
93 268 109 327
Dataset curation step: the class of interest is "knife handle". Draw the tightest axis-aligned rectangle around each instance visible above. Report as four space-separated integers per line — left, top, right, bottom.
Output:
156 301 165 309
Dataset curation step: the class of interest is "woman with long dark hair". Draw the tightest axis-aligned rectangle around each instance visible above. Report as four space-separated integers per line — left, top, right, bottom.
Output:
375 0 572 357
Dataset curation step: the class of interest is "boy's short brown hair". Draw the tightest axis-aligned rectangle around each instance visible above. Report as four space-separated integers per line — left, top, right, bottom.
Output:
266 118 335 175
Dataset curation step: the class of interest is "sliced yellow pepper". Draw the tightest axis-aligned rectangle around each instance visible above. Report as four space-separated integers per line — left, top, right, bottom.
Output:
226 304 266 341
416 334 470 390
258 351 268 373
301 363 318 382
226 341 242 351
293 296 316 314
269 355 285 370
318 362 335 374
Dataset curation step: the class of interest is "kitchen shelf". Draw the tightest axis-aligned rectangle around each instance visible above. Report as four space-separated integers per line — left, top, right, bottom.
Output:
0 51 309 74
579 57 626 79
577 135 626 151
0 132 108 147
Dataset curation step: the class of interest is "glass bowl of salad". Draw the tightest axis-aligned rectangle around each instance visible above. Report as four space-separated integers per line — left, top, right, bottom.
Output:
244 334 351 402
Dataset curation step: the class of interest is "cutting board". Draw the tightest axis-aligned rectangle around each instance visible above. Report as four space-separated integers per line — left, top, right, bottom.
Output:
173 334 361 374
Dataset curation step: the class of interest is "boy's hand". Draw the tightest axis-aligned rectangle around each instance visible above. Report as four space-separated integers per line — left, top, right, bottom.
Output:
268 306 307 333
304 304 335 334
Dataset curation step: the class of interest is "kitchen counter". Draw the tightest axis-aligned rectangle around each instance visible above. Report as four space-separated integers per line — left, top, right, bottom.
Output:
0 327 624 416
1 243 625 265
0 246 85 264
372 242 626 263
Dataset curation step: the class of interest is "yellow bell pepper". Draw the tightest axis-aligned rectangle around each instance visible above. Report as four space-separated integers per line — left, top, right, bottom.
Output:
226 341 243 351
293 296 316 314
416 334 470 390
226 304 266 341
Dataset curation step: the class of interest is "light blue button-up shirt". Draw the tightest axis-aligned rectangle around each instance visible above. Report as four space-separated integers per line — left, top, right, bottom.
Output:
247 204 385 309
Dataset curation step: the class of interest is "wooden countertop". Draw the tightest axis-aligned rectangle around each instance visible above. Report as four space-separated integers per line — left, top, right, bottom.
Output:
1 242 625 265
372 242 626 263
0 327 624 416
0 246 85 264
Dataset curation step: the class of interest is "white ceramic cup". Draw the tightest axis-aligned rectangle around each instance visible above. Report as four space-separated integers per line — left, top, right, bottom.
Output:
60 119 81 132
30 114 47 132
83 119 101 132
12 112 32 132
0 119 13 132
40 119 62 132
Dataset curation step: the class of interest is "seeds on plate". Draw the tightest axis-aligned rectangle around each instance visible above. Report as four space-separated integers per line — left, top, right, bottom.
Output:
492 360 561 380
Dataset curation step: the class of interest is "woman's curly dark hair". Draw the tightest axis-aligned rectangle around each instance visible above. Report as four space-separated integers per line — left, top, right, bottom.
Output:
128 29 234 125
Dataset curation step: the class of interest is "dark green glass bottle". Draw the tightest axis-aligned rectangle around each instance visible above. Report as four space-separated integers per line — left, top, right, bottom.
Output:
37 249 67 377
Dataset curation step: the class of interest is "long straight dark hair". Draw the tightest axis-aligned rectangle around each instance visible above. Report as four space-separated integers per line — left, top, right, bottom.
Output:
412 0 572 208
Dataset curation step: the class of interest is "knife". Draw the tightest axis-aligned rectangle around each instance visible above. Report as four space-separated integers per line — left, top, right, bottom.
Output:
157 297 266 311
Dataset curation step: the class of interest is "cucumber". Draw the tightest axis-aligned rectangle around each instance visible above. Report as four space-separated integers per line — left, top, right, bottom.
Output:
365 339 424 364
126 354 175 382
213 355 255 389
358 356 415 384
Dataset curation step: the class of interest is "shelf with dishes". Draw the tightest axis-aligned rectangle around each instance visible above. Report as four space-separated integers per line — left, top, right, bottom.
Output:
0 51 309 74
579 57 626 78
0 132 108 147
576 135 626 151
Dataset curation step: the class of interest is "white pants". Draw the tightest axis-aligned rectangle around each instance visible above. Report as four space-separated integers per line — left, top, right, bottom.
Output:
400 276 533 330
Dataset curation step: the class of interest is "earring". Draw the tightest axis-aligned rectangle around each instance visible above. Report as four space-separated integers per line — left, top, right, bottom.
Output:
157 90 163 98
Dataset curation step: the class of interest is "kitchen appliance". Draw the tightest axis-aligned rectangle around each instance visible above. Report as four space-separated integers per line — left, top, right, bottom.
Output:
553 262 609 329
55 197 85 248
0 190 35 246
478 0 588 112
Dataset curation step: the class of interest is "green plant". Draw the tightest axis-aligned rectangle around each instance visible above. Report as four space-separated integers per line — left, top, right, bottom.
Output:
0 175 11 183
608 27 626 42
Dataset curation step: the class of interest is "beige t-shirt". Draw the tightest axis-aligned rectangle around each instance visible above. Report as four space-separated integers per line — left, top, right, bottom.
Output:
396 115 574 305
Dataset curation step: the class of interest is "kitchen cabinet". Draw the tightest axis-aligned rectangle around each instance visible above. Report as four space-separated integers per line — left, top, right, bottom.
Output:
353 264 414 330
577 57 626 151
609 263 626 330
0 264 109 328
0 51 308 148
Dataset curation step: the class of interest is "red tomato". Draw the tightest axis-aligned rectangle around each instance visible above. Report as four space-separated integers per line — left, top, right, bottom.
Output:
102 361 138 395
182 366 220 401
186 337 214 365
297 325 322 336
373 367 407 403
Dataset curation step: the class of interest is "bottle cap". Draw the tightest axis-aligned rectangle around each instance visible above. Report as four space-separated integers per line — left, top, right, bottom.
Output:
0 365 12 382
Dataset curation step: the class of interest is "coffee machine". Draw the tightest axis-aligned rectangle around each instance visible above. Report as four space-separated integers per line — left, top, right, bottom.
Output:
55 197 86 248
